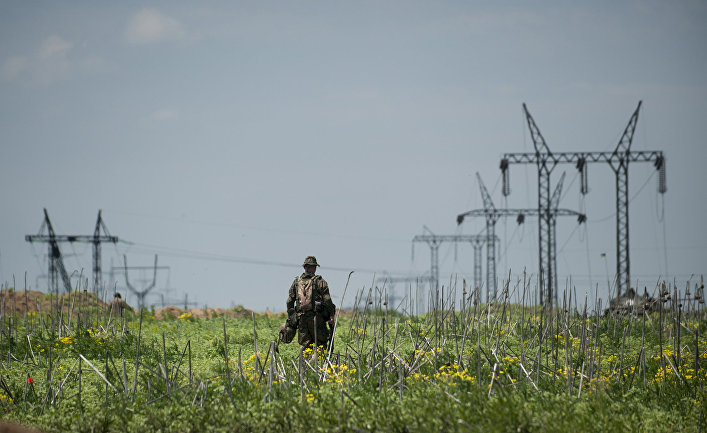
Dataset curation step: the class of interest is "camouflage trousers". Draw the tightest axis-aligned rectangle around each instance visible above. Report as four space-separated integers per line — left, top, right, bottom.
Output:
297 313 329 349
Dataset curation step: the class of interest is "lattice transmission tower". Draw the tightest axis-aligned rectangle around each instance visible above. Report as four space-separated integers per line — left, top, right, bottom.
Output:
500 101 666 298
456 172 586 304
25 209 118 294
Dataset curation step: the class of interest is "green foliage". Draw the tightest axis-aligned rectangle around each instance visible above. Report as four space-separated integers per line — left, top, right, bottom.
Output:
0 302 705 432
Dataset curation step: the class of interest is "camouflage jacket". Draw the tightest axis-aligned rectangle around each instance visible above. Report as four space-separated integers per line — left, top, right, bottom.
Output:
286 273 336 319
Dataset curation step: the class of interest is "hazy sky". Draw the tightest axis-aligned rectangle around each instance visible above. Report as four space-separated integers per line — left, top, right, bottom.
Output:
1 1 706 312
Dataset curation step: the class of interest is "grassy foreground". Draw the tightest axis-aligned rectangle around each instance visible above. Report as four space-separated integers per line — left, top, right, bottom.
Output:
0 283 705 432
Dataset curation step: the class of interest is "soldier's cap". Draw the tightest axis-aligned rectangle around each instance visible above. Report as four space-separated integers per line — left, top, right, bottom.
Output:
302 256 320 267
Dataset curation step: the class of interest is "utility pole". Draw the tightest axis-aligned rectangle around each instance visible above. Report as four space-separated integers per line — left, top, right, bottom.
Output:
500 101 666 296
123 254 158 308
26 209 118 294
457 173 586 304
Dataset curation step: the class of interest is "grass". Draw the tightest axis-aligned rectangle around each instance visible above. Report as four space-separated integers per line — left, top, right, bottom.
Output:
0 278 705 432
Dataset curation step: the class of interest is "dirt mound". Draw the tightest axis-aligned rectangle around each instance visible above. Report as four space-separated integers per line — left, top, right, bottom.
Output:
153 305 257 320
0 288 111 316
154 305 183 320
0 421 44 433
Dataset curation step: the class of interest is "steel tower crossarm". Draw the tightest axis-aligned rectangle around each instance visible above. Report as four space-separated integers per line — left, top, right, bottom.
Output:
457 208 584 221
26 234 118 243
457 205 586 303
503 150 664 165
412 233 493 292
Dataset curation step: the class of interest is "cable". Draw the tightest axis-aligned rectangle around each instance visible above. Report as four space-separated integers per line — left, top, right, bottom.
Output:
557 222 581 255
497 223 521 265
489 172 503 198
559 170 579 203
103 209 409 244
119 239 392 275
578 196 586 242
589 170 656 223
656 189 665 223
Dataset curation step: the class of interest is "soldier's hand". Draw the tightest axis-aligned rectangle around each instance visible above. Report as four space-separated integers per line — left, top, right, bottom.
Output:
328 317 335 327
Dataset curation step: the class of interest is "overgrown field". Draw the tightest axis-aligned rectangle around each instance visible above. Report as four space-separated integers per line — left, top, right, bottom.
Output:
0 280 705 432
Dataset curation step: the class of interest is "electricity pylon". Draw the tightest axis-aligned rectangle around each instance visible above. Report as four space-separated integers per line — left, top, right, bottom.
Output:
501 101 666 295
456 172 586 304
412 227 495 291
25 209 118 293
123 254 158 308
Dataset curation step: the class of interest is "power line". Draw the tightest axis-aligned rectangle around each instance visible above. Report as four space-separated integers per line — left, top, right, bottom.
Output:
118 239 400 275
103 209 409 244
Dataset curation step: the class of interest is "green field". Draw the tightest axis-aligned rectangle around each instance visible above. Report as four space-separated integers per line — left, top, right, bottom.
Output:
0 283 705 432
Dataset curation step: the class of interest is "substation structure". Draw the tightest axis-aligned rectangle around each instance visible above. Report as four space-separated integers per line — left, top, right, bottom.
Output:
500 101 666 303
457 172 586 304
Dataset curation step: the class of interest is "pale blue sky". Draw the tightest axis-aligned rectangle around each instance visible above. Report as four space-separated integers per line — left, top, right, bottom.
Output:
1 1 706 311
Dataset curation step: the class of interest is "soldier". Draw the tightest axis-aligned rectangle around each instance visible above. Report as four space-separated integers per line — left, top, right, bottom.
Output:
285 256 336 351
109 292 129 318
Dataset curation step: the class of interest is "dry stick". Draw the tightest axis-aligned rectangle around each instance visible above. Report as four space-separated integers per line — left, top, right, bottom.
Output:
122 358 128 394
131 308 143 397
58 297 64 339
488 363 499 397
518 362 539 391
673 282 679 372
564 293 572 395
191 381 203 406
696 300 701 398
257 340 274 383
627 348 643 390
78 354 115 391
477 295 482 387
46 344 54 406
78 356 83 409
314 315 318 378
298 350 304 401
106 349 109 405
238 347 244 382
580 294 588 373
519 271 528 384
663 353 686 385
267 341 274 401
24 275 28 331
170 340 191 385
589 297 601 382
618 324 628 386
458 289 473 371
162 332 169 391
27 335 37 366
641 308 647 387
221 317 234 403
252 312 261 375
677 303 682 375
577 361 586 398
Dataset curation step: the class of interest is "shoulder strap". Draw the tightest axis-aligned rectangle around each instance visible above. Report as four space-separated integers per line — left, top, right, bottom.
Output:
294 276 301 308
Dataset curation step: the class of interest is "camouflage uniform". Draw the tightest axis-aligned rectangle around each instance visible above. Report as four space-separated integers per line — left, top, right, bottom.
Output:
110 293 129 318
286 256 336 349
